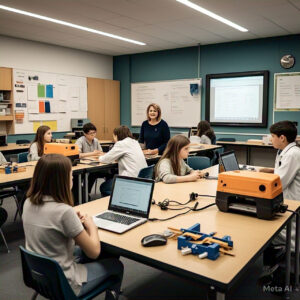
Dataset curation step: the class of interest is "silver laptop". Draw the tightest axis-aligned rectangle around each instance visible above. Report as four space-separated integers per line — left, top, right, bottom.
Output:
93 175 154 234
220 150 256 172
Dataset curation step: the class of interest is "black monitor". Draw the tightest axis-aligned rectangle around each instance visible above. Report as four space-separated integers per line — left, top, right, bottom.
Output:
206 70 269 127
0 135 7 146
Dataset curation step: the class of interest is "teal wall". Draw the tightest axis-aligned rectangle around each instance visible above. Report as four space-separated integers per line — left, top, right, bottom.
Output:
113 34 300 141
7 132 67 143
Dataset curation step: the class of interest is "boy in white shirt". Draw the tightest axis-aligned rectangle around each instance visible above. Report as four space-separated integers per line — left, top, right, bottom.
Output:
260 121 300 251
99 126 147 196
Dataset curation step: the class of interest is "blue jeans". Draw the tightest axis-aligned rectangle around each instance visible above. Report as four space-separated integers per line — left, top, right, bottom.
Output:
100 178 114 197
74 247 123 299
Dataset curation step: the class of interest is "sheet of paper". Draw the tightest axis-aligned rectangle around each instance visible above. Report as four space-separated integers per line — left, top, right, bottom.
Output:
28 85 37 100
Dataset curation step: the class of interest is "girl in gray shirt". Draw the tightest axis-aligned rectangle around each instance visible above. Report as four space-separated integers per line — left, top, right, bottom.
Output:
23 154 123 298
155 135 205 183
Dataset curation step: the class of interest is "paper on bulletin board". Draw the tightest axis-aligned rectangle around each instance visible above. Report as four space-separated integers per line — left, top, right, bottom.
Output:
28 85 37 100
275 72 300 110
43 120 57 131
38 84 45 98
33 121 42 132
28 101 39 113
58 85 68 100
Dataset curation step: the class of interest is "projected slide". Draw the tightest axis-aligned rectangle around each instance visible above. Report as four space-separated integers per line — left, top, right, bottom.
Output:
206 71 268 127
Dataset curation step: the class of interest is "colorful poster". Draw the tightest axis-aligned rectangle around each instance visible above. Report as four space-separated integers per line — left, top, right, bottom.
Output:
38 84 45 97
46 84 53 98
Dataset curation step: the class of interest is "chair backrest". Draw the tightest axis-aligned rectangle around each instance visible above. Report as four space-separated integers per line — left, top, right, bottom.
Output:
138 165 155 179
18 152 29 163
19 246 78 300
16 139 30 144
0 207 8 227
217 138 236 142
212 147 225 165
188 127 198 138
187 156 211 170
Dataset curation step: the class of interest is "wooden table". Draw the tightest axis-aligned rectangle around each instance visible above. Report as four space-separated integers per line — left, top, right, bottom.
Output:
76 165 300 299
216 141 275 165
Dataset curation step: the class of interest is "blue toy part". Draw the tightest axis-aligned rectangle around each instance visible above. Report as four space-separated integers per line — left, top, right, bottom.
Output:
5 166 12 174
177 223 233 260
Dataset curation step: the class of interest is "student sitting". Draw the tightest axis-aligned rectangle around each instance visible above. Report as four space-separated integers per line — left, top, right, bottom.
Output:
155 135 205 183
99 126 147 196
76 123 103 194
190 120 216 145
76 123 103 158
22 154 123 299
28 125 52 161
260 121 300 251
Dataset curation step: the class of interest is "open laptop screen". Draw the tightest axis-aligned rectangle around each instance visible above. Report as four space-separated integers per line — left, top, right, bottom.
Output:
220 151 239 171
109 176 154 218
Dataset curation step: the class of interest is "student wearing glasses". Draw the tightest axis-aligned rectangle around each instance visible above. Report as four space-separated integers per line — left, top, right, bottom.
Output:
76 123 103 158
76 123 104 195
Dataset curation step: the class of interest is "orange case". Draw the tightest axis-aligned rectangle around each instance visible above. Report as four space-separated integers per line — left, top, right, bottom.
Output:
44 143 79 156
217 171 282 200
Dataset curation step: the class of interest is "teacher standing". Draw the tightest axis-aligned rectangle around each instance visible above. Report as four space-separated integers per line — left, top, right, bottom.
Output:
139 103 170 155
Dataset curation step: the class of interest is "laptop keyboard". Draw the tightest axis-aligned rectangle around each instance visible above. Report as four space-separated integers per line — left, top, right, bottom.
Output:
96 212 139 225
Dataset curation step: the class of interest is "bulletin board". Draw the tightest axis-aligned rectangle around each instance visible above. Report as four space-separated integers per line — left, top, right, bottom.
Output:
274 72 300 110
13 69 87 134
131 79 201 127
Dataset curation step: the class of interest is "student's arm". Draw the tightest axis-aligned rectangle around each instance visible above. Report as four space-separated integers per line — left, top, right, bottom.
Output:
79 150 102 158
259 168 274 173
74 214 100 259
99 142 124 164
157 122 170 155
156 160 201 183
0 152 6 164
28 143 40 161
275 154 299 190
62 208 100 259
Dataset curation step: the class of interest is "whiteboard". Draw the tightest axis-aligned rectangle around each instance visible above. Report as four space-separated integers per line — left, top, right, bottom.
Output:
13 68 87 134
131 79 201 127
274 72 300 110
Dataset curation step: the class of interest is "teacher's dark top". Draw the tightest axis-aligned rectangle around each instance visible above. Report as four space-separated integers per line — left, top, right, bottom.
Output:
139 119 170 155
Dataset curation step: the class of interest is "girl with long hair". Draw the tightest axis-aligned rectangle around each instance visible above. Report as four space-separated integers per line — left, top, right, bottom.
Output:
155 135 205 183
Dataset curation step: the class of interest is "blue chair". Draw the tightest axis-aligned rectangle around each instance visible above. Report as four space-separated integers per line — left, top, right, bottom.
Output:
212 147 224 165
18 152 28 163
19 246 119 300
16 139 30 144
217 138 236 142
138 165 155 179
187 156 211 170
0 207 9 252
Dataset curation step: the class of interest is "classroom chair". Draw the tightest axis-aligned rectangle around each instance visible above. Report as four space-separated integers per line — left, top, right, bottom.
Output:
17 152 29 163
0 188 21 221
217 138 236 142
212 147 224 165
19 246 120 300
187 156 211 170
16 139 30 144
138 165 155 179
0 207 9 253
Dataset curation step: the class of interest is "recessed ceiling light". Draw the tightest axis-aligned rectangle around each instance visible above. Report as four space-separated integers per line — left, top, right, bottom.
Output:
0 4 146 45
176 0 248 32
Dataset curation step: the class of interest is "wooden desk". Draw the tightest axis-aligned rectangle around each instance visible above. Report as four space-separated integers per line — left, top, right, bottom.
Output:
0 143 30 154
216 141 275 165
76 166 299 299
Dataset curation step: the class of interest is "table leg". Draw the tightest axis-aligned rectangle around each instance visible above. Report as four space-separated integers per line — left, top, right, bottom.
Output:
246 146 250 165
85 172 89 203
295 212 300 291
208 286 226 300
285 220 291 300
77 174 82 205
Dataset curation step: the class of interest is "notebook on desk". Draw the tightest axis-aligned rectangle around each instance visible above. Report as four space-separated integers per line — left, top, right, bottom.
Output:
93 175 154 234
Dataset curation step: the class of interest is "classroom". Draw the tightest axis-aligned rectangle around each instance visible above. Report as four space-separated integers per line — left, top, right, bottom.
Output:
1 1 300 299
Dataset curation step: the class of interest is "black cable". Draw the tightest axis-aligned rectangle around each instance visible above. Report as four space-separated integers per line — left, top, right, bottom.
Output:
149 203 216 222
287 209 300 216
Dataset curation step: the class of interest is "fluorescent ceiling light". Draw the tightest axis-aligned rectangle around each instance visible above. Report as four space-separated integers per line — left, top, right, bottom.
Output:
0 4 146 45
176 0 248 32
